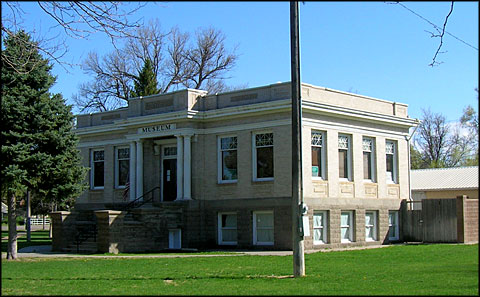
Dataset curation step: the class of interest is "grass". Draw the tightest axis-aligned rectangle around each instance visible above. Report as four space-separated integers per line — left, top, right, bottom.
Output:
1 230 51 252
1 243 478 295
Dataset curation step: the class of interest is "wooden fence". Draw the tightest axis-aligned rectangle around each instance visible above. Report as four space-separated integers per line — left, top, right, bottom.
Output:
401 196 478 243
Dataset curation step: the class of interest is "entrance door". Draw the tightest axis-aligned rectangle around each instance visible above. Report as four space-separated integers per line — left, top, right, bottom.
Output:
162 158 177 201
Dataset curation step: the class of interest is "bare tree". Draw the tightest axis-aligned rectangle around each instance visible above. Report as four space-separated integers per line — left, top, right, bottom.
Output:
75 22 239 113
414 108 475 168
1 1 145 73
387 1 478 66
184 27 238 90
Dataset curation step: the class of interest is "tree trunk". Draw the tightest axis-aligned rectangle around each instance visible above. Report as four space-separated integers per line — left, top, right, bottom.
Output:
7 193 18 260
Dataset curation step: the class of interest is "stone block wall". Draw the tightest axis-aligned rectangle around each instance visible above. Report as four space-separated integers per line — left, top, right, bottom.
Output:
50 211 77 251
457 196 479 244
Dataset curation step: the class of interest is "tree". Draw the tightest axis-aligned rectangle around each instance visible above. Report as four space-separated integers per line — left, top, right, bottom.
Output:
410 144 424 169
1 2 145 73
413 108 476 168
1 30 87 260
388 1 478 67
130 58 160 98
459 88 479 165
74 21 239 113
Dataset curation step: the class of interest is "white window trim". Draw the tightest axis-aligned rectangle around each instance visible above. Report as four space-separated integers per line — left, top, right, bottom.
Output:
386 140 398 184
313 211 328 244
341 211 354 243
252 132 274 182
253 211 274 245
388 211 400 241
338 134 352 182
311 131 326 181
218 212 238 245
90 149 105 190
365 211 378 242
114 146 129 189
217 135 238 184
362 137 376 183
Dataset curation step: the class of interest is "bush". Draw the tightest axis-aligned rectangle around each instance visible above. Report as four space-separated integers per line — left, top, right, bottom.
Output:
16 216 24 225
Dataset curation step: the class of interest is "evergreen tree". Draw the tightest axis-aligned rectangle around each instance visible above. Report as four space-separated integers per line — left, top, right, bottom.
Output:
1 30 87 260
130 58 160 98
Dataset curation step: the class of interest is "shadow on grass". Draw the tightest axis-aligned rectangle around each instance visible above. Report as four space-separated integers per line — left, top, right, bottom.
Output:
3 274 295 281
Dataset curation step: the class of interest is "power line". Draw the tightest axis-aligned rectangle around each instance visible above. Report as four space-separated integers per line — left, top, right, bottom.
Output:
388 2 478 51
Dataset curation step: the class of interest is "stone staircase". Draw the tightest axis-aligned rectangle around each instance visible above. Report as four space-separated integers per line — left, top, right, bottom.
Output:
62 210 98 254
62 236 98 254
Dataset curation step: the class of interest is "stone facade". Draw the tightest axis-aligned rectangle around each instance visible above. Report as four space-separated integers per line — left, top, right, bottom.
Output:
52 82 418 253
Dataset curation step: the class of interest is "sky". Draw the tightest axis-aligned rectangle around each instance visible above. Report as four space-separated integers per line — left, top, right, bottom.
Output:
3 1 478 124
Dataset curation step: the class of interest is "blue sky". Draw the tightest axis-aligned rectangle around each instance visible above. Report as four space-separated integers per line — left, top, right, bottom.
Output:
4 1 478 123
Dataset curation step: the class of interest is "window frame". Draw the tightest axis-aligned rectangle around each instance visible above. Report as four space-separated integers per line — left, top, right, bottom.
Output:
386 140 398 184
313 211 328 244
362 137 376 182
252 132 274 182
218 212 238 245
90 149 105 190
388 211 400 241
365 211 378 242
340 211 354 243
311 131 326 180
115 146 130 189
338 134 352 181
217 135 238 184
253 210 274 245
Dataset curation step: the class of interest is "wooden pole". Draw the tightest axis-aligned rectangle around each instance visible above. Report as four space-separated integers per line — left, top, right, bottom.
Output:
290 0 305 277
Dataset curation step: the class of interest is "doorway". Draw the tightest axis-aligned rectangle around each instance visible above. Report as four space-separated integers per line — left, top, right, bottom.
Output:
161 145 177 201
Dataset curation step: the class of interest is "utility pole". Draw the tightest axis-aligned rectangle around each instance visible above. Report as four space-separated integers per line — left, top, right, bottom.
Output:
290 0 305 277
26 190 31 242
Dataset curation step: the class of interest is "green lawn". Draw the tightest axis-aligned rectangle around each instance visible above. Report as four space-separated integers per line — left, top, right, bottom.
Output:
1 244 478 295
1 230 51 252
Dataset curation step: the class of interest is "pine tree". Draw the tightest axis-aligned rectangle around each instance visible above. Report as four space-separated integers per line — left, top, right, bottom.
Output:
130 58 160 98
1 30 87 259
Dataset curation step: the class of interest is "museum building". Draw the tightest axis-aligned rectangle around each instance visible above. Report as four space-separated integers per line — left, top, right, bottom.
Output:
51 82 418 253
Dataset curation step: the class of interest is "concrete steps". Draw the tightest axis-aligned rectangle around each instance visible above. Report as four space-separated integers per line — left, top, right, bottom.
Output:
62 237 98 254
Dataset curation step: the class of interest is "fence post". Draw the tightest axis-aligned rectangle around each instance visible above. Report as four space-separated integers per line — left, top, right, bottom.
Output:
456 195 467 243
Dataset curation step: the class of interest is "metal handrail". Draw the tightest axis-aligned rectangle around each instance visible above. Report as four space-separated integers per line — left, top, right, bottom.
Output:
74 220 97 253
123 186 161 211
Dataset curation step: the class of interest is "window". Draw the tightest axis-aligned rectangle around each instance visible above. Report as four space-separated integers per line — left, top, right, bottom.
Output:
311 131 326 179
253 132 274 181
115 147 130 188
218 136 238 183
386 140 397 183
388 211 399 241
313 211 328 244
362 137 375 182
341 211 354 243
253 211 274 245
91 149 104 189
338 134 352 181
218 213 237 245
365 211 378 241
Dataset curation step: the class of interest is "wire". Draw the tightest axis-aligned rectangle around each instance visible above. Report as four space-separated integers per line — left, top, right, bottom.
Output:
388 2 478 51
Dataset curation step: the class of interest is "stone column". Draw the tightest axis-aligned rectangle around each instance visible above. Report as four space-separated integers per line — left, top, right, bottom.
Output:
129 141 137 201
136 140 144 200
50 211 72 252
95 210 125 254
176 135 184 200
183 134 192 199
